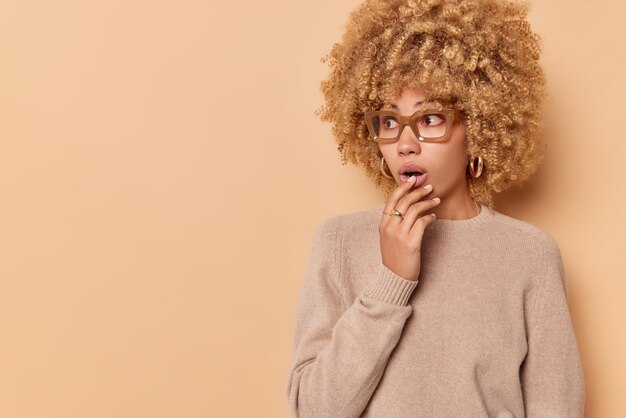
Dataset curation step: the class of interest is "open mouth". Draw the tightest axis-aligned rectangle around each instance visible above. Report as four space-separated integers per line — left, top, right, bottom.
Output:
400 171 427 184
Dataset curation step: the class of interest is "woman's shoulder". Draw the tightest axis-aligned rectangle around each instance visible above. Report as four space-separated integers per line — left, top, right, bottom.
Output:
309 204 383 256
488 207 562 256
315 203 384 237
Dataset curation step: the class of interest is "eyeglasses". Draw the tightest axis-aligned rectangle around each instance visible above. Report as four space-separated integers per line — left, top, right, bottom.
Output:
364 108 458 143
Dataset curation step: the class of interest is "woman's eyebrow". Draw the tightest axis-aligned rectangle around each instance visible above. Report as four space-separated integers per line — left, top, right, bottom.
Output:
390 100 425 109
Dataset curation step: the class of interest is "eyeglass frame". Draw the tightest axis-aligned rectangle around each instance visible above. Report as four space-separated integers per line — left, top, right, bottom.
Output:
363 108 459 143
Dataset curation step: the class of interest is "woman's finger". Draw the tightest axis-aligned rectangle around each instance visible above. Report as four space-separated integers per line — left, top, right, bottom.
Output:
394 183 434 215
400 197 440 233
381 175 418 226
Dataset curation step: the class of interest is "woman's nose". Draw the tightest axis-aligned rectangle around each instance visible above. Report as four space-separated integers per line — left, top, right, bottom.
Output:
397 124 422 155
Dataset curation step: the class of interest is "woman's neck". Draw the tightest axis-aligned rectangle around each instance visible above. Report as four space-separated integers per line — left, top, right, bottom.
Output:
425 188 479 220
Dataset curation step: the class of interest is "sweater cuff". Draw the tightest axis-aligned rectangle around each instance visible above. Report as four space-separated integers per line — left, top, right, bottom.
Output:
362 264 419 306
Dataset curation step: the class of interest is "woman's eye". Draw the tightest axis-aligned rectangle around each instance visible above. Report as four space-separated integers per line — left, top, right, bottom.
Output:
383 118 398 129
423 114 444 126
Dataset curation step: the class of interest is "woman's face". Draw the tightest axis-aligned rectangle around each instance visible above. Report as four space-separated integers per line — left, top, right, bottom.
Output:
378 86 471 208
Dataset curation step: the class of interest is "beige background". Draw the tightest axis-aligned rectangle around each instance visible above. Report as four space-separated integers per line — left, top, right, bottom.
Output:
0 0 624 417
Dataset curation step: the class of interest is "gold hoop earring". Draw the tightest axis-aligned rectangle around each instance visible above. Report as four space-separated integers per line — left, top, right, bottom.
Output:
468 155 483 178
380 156 394 179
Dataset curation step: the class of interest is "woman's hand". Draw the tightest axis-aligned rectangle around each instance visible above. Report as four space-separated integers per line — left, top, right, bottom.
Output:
379 177 441 282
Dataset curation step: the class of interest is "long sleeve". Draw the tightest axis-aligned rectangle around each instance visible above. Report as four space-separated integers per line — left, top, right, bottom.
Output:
520 236 586 417
286 218 419 418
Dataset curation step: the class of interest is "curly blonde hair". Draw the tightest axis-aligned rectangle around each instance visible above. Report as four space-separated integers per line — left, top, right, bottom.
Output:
315 0 547 208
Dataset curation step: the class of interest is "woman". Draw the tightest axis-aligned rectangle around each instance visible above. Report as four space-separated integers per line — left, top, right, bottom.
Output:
286 0 585 416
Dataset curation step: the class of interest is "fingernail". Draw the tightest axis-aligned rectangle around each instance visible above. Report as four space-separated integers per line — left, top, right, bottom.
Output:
433 197 440 203
408 176 416 182
424 184 432 190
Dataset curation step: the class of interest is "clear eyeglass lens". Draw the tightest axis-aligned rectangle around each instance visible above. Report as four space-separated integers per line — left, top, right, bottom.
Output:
370 112 449 139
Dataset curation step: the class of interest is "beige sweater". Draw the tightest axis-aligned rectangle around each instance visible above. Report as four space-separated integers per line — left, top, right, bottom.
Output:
286 203 585 417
